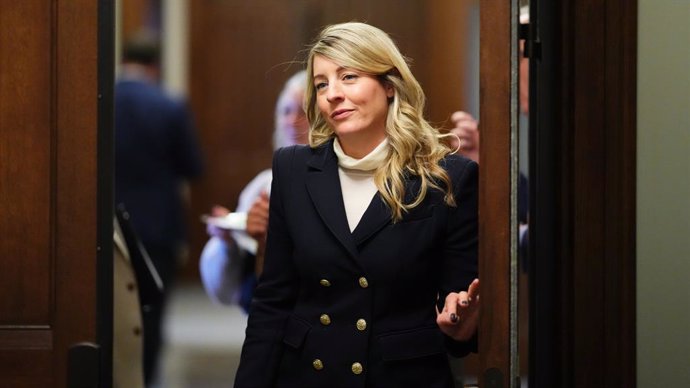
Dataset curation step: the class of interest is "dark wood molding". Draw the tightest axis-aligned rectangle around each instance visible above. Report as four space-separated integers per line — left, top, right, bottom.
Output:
530 0 637 386
479 1 512 387
602 0 637 386
56 1 100 387
97 0 115 386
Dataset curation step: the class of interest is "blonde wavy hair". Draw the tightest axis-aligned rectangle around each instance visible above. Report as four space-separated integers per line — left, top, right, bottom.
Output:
305 22 455 221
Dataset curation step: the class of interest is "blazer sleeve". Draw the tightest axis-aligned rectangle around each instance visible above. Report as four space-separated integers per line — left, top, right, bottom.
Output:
233 146 298 388
438 158 479 357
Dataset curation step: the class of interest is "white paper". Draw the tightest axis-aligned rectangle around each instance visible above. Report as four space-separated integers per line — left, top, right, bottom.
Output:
200 212 248 231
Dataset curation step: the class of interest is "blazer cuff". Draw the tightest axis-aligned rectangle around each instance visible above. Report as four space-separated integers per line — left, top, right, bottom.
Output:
445 331 478 358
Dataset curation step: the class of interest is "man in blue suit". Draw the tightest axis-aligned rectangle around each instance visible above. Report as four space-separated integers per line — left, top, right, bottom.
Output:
114 32 204 385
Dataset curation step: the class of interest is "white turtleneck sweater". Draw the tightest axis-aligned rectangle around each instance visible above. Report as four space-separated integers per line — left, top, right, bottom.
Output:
333 138 389 232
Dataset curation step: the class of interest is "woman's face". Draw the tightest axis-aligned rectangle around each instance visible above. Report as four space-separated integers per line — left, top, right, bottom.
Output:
279 90 309 145
312 55 393 146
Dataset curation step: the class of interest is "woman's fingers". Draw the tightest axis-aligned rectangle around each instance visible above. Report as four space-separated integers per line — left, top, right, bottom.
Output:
451 111 477 125
467 278 480 302
211 205 230 217
437 279 481 340
445 292 459 323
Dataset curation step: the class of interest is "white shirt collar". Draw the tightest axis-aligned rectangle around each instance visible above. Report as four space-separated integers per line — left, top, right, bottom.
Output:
333 137 389 171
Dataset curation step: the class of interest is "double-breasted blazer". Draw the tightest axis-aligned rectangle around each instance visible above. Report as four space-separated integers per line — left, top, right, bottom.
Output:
234 140 478 388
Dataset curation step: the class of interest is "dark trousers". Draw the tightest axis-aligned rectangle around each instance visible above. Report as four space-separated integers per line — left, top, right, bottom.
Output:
140 243 178 386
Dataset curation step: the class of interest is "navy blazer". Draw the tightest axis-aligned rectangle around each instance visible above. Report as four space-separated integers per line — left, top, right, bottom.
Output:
234 140 478 388
114 78 204 248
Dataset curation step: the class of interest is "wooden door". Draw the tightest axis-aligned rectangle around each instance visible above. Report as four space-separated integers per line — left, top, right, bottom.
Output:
527 0 637 386
479 0 514 387
0 1 112 387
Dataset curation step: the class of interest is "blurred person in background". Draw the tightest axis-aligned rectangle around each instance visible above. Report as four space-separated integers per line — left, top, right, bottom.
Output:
113 216 145 388
114 31 204 385
199 70 308 313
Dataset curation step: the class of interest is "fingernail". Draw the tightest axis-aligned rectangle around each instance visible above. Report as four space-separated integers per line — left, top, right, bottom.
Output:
450 313 458 323
461 300 469 306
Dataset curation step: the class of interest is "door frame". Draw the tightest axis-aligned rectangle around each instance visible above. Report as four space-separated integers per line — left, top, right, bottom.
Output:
97 0 115 386
478 1 515 387
479 0 637 386
527 0 637 386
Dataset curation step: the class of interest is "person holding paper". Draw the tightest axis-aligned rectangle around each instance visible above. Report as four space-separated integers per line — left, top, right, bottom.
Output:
199 70 309 312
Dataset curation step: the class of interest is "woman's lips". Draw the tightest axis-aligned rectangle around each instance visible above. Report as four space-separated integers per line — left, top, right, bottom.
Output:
331 109 353 120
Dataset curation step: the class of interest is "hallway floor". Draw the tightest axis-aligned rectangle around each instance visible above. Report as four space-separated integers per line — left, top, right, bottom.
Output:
152 282 246 388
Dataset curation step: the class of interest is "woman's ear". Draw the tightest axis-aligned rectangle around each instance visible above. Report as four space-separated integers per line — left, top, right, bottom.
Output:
385 83 395 98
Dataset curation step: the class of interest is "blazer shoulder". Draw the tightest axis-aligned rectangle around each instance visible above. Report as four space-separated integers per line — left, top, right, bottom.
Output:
441 154 478 178
274 144 311 162
271 144 320 183
274 142 332 168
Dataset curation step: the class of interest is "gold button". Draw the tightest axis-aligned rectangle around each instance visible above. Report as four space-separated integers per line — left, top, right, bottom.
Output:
351 362 363 375
319 279 331 287
320 314 331 326
358 277 369 288
312 359 324 370
356 319 367 331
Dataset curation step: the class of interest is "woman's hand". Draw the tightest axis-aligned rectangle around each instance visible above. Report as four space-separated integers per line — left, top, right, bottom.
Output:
436 278 480 342
246 191 270 242
246 191 270 276
206 205 233 242
449 111 480 164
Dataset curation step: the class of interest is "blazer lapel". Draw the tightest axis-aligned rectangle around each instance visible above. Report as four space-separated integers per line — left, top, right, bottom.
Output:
351 193 391 246
305 142 359 259
351 173 427 246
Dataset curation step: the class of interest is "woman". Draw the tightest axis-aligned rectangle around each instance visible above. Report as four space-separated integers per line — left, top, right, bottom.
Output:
200 70 309 311
234 22 479 388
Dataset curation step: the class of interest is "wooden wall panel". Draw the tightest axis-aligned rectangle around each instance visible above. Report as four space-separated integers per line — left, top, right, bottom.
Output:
0 351 52 387
0 0 101 386
121 0 149 39
54 2 99 386
187 1 303 282
422 0 470 129
0 1 52 325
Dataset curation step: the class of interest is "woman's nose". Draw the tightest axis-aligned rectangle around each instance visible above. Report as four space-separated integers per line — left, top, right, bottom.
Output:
326 83 343 102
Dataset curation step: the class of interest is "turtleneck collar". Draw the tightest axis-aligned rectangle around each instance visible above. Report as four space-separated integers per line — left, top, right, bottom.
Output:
333 137 389 172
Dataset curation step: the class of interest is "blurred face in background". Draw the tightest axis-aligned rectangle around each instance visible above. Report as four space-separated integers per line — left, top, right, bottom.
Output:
519 39 529 115
279 90 309 145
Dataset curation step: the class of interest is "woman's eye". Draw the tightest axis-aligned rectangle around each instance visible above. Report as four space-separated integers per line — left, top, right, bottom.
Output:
315 82 327 90
343 74 358 81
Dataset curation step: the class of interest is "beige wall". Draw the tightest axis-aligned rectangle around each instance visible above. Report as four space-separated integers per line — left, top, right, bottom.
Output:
637 1 690 386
